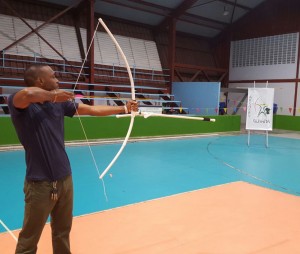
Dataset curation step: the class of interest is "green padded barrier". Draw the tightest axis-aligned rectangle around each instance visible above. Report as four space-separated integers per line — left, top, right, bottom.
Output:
0 115 241 145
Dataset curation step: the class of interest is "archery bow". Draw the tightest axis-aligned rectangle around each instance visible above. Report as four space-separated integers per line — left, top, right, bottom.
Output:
98 18 136 179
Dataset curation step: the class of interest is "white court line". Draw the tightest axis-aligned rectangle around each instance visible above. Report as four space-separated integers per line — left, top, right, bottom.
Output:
0 134 220 151
0 219 18 242
72 181 241 220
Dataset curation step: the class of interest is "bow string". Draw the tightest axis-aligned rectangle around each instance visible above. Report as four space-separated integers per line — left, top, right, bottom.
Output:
72 18 136 181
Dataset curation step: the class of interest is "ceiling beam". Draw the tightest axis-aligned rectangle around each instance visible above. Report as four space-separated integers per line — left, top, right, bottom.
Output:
230 0 237 24
217 0 251 11
213 0 268 44
157 0 199 30
101 0 229 33
178 13 226 31
100 0 168 17
174 63 228 73
126 0 171 12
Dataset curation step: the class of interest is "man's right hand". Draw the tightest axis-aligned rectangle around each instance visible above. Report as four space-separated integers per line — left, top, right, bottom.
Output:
51 89 74 103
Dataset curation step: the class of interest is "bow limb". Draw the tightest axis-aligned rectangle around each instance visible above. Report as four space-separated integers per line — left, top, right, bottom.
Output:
99 18 136 179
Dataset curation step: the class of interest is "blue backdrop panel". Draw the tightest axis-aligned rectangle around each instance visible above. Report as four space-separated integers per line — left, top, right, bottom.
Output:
172 82 220 115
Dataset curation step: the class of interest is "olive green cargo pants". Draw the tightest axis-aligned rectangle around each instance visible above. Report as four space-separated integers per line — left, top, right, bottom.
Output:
15 175 73 254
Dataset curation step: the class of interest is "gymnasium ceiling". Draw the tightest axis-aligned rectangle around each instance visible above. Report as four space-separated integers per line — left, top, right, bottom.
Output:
37 0 268 38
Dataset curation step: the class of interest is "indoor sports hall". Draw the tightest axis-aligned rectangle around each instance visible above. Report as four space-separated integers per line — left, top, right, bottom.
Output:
1 0 300 253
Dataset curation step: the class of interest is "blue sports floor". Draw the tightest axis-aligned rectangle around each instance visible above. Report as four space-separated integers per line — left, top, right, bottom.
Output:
1 134 300 233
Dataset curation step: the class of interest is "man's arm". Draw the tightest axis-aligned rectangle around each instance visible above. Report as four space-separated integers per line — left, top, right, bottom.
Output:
13 87 74 109
76 101 138 116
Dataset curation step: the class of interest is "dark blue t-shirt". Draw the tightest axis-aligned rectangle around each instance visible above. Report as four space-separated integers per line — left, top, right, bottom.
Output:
8 93 78 181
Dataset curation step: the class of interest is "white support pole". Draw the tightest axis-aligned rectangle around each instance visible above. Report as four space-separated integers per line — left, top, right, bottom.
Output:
266 130 269 148
265 81 269 148
247 130 250 147
247 81 256 147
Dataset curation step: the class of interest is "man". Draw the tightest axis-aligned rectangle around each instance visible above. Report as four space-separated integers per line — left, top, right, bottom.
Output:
8 64 138 254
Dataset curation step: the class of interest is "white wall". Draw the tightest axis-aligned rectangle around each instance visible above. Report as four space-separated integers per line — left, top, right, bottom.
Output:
229 32 300 122
230 33 299 81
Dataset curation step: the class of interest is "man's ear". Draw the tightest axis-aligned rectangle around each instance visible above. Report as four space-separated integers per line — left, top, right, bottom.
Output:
37 78 44 87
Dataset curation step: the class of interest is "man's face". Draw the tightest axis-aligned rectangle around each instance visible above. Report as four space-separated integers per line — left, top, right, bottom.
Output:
38 66 59 91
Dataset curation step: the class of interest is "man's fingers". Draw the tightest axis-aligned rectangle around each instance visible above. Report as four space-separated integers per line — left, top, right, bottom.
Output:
125 100 139 113
56 90 75 102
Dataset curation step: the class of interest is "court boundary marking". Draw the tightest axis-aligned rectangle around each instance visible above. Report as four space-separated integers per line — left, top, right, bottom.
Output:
206 137 300 196
0 133 221 152
0 180 239 235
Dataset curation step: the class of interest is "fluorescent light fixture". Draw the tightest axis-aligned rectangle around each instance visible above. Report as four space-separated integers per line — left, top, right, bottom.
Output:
223 6 229 16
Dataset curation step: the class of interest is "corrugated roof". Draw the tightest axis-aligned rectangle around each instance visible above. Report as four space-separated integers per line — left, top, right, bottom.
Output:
37 0 267 38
